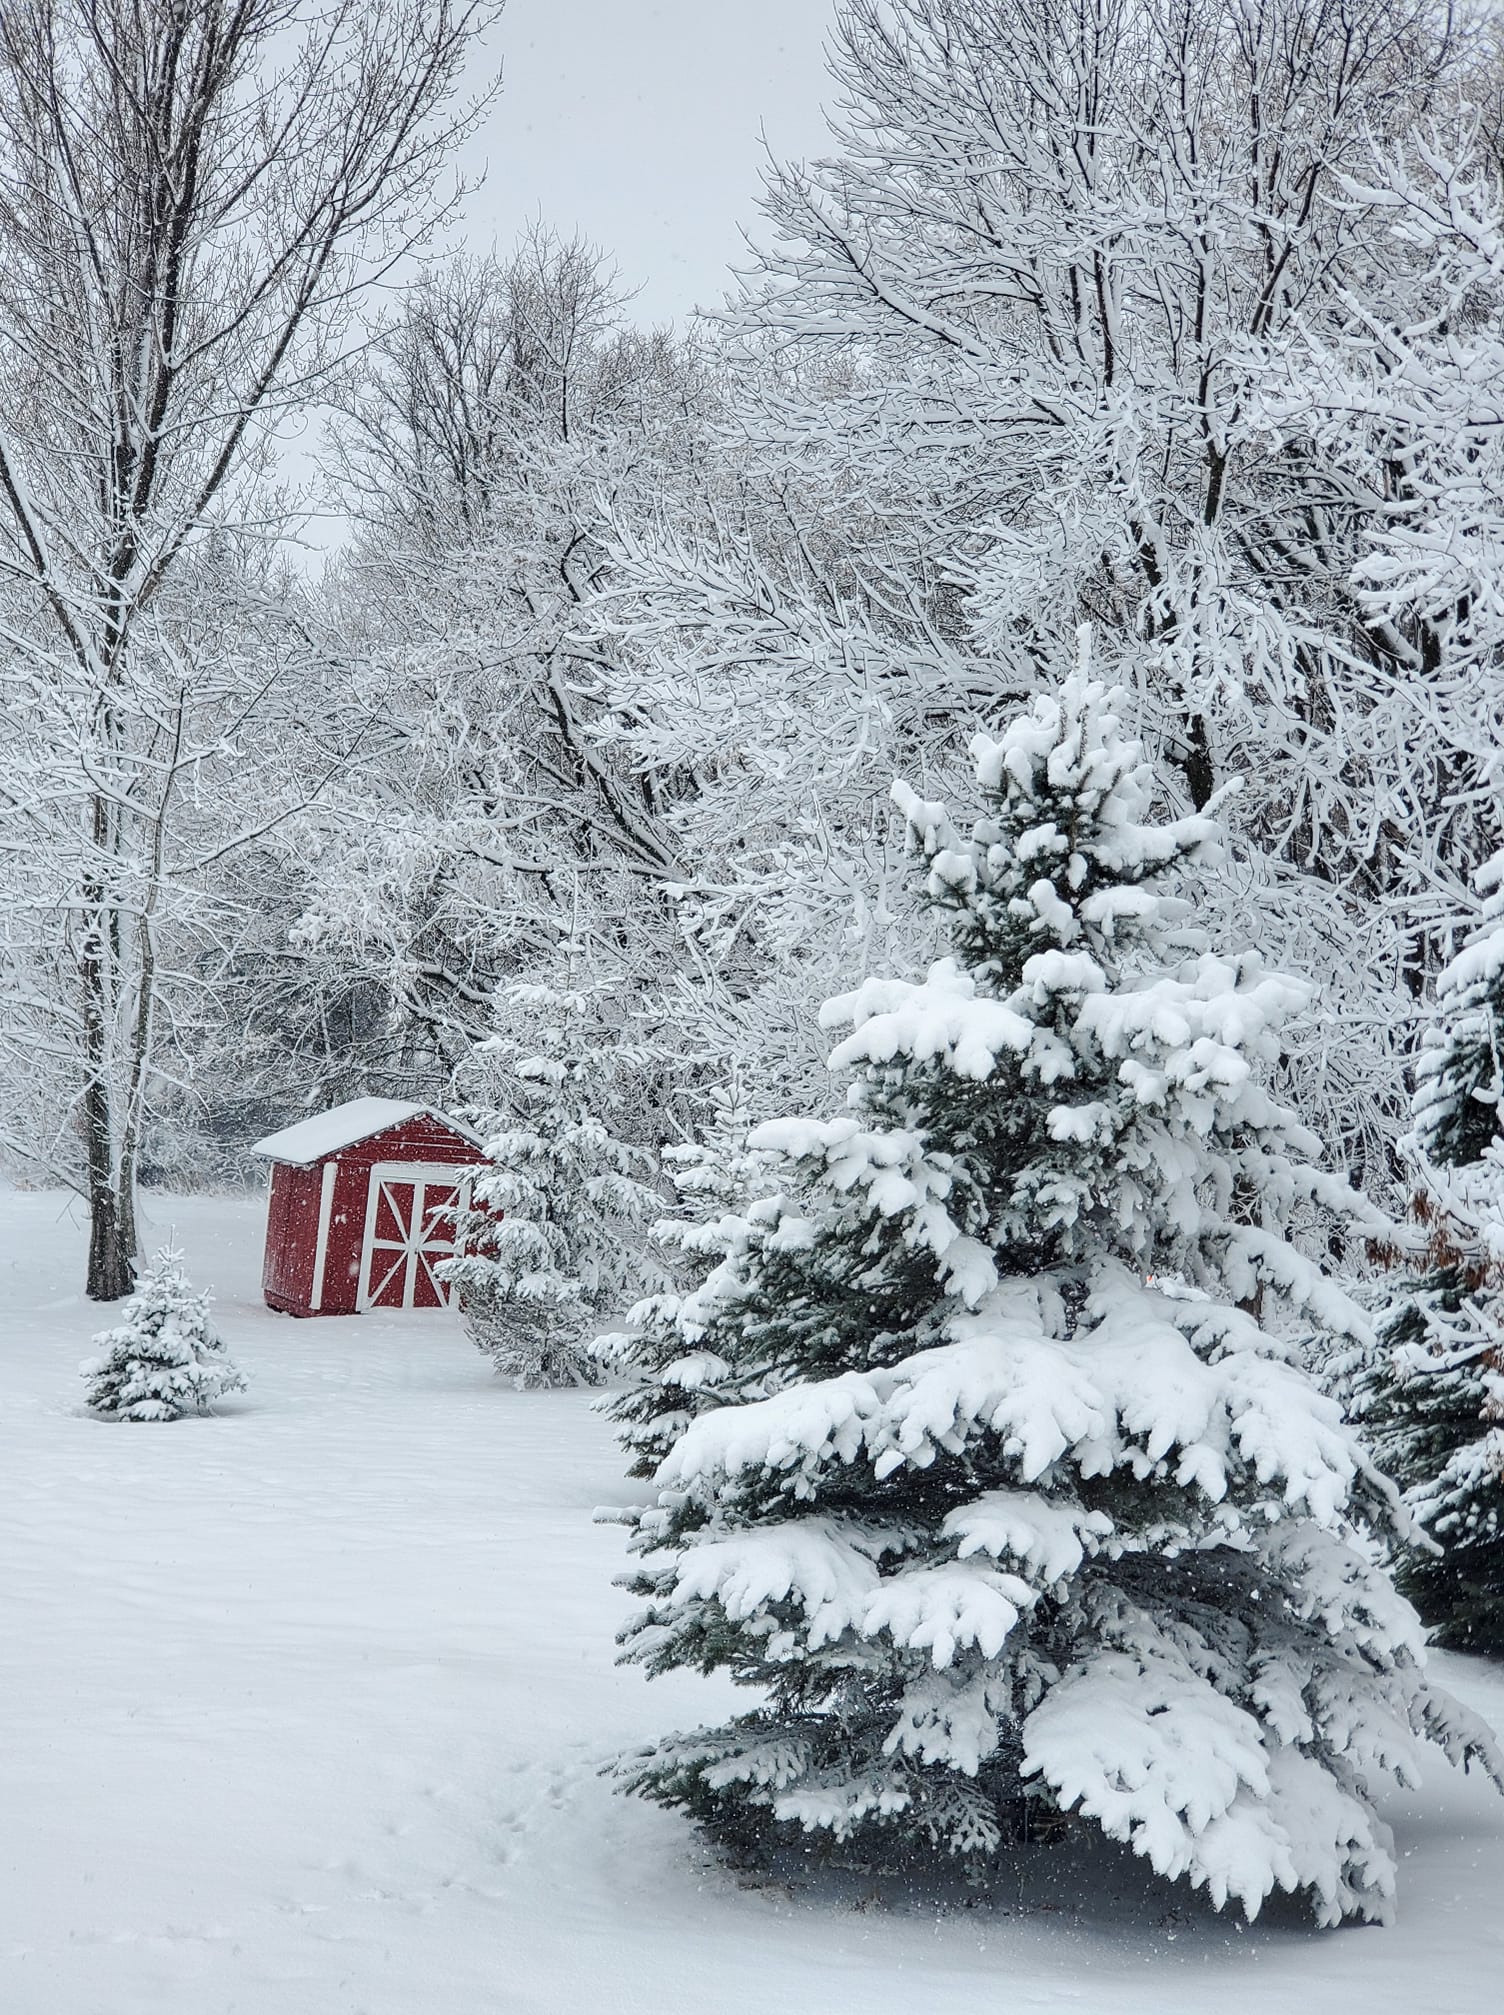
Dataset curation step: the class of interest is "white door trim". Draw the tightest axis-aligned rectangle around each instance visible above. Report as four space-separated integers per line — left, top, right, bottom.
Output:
357 1169 386 1311
366 1161 476 1183
310 1158 338 1311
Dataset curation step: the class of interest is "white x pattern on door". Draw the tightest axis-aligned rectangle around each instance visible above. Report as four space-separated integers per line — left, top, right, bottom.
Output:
358 1164 469 1311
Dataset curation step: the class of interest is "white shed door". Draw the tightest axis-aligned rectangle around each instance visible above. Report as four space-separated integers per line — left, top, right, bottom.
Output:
357 1163 469 1312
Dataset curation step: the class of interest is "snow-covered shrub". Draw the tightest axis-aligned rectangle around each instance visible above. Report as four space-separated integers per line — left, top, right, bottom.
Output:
81 1247 246 1421
612 660 1502 1925
443 979 662 1387
1366 854 1504 1651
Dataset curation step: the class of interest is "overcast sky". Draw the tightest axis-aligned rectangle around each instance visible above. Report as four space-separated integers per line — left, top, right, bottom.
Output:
451 0 841 324
296 4 840 547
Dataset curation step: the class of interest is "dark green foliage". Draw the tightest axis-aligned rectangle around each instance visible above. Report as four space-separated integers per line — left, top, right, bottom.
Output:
1373 848 1504 1654
1368 1231 1504 1654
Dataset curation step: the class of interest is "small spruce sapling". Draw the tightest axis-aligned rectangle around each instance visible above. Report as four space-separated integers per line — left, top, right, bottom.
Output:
611 657 1502 1925
442 980 661 1388
81 1247 246 1421
1367 852 1504 1651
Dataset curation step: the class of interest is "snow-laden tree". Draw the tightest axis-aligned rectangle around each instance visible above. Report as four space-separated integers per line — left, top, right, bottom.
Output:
593 0 1500 1195
1414 850 1504 1174
1255 120 1504 990
286 234 707 1106
655 1063 779 1228
443 977 662 1387
606 1061 784 1476
1367 851 1504 1650
0 554 377 1200
0 0 490 1295
613 666 1501 1924
81 1246 245 1421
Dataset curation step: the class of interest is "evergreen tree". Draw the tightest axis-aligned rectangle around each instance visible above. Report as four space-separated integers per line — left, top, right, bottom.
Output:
658 1062 776 1226
443 979 661 1388
1368 853 1504 1651
1415 851 1504 1170
612 661 1501 1924
606 1062 783 1475
81 1248 246 1421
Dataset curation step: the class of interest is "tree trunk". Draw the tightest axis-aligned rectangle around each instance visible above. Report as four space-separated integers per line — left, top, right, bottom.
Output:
86 1171 134 1301
116 1164 139 1288
1182 709 1216 811
115 827 163 1292
82 1024 134 1300
80 870 134 1301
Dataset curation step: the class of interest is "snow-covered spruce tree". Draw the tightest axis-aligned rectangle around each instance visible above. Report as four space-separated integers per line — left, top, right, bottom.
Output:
81 1248 246 1422
1413 852 1504 1176
1368 1232 1504 1653
614 667 1501 1924
657 1063 777 1228
606 1062 784 1476
442 980 662 1388
1366 854 1504 1651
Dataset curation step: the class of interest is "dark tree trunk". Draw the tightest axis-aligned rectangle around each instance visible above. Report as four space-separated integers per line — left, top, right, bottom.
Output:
82 1059 134 1300
1182 710 1215 810
81 887 134 1302
85 1171 135 1301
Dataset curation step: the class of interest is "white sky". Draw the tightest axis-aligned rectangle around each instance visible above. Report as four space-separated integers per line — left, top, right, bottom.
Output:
293 3 841 551
450 0 841 324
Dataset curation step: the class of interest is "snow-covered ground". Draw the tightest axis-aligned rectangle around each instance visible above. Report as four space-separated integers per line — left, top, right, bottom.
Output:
3 1189 1502 2015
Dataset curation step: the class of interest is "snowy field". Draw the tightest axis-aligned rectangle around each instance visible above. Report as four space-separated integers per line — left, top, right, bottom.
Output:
3 1189 1503 2015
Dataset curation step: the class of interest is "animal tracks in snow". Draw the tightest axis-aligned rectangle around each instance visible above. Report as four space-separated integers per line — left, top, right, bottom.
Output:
489 1748 597 1865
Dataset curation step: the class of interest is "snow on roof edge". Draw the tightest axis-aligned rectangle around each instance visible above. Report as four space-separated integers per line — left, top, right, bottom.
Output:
251 1097 483 1165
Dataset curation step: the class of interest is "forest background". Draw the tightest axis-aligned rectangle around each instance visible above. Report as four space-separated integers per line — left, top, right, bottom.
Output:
3 0 1504 1301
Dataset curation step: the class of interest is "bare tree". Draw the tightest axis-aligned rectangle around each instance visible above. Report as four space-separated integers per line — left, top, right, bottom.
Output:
0 0 494 1295
334 226 674 541
293 232 696 1068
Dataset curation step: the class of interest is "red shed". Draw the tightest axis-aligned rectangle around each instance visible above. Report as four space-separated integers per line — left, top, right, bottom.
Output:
252 1098 485 1317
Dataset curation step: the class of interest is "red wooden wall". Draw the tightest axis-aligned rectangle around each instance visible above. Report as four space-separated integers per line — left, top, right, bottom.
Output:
262 1161 322 1314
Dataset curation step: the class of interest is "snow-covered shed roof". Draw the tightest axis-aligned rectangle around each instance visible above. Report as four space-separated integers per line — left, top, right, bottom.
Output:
250 1098 481 1167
